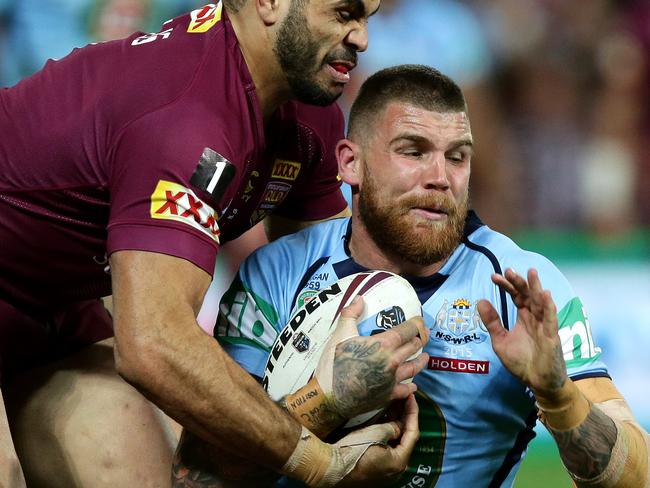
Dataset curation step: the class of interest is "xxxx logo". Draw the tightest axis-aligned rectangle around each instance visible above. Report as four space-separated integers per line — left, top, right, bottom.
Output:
150 180 220 243
271 159 301 181
187 3 222 33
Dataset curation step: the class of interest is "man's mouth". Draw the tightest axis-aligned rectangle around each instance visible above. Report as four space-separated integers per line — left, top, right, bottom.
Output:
410 206 450 221
327 61 354 83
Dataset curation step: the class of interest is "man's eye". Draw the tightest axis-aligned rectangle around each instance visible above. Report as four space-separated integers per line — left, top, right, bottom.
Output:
447 153 464 162
337 10 352 21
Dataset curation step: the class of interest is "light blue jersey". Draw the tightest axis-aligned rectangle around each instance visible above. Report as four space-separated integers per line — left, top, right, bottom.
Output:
216 212 608 487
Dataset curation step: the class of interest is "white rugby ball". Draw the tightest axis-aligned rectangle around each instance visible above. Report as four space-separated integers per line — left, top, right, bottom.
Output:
262 270 422 429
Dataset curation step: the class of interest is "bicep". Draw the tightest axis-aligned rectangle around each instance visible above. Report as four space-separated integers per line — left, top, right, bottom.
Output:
110 250 212 341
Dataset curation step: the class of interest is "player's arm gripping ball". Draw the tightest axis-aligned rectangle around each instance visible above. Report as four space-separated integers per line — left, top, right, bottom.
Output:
283 297 427 438
282 394 418 488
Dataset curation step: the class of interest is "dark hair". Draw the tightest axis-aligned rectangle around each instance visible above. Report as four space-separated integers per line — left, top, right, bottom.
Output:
348 64 467 141
222 0 247 13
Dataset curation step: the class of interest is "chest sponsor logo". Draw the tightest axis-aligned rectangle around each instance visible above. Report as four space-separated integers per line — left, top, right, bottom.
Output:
428 356 490 374
187 3 222 33
432 298 488 345
260 181 292 210
271 159 301 181
150 180 220 243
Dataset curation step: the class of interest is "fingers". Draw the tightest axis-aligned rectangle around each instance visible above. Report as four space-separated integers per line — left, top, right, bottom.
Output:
477 299 507 343
378 316 428 350
542 290 559 336
331 296 365 343
391 334 427 366
392 394 419 455
340 419 400 447
490 273 517 297
388 381 418 401
393 351 428 385
340 295 365 319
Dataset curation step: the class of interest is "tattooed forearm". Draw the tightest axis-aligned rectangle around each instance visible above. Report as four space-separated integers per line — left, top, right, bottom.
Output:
332 339 392 416
550 404 618 480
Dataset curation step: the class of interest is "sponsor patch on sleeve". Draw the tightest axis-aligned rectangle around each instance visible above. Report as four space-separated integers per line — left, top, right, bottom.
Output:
271 159 301 181
187 3 222 33
150 180 220 243
558 297 601 367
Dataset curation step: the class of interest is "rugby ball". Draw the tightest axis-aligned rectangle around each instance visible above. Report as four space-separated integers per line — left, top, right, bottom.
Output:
262 270 422 428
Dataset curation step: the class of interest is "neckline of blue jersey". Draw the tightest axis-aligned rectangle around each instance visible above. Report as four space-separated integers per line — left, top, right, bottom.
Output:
334 210 484 303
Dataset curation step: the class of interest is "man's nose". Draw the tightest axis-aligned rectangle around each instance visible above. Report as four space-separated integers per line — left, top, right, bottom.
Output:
345 22 369 52
422 154 450 190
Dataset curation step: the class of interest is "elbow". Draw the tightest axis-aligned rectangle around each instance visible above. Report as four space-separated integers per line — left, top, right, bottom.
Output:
113 331 159 390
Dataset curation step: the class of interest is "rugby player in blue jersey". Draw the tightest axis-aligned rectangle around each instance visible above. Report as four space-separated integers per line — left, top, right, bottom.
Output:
1 1 437 486
185 64 650 487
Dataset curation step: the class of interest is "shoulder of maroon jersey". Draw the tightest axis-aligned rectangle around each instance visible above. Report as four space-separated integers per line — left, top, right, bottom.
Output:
80 6 238 129
286 101 345 141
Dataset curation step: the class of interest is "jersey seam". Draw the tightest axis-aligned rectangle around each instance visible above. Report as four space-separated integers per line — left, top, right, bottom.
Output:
462 235 510 330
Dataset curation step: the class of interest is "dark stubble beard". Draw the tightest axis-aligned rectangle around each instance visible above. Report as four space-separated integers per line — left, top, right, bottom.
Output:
358 164 469 267
273 0 355 106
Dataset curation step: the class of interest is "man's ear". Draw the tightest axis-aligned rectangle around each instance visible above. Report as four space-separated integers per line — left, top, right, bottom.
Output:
256 0 284 25
336 139 362 187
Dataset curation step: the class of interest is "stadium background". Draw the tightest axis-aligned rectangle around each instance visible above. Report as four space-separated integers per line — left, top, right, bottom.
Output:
2 1 648 486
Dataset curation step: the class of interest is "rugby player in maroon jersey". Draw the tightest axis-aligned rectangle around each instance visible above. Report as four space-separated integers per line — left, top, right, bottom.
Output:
0 1 429 486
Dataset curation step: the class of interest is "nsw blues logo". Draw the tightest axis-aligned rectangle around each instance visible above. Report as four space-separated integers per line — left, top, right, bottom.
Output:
432 299 488 345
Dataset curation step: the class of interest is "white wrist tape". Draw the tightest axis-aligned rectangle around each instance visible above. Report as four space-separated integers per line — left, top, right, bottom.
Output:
282 423 396 488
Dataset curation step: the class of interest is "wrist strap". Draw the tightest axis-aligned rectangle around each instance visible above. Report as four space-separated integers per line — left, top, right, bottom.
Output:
536 380 591 431
282 426 333 487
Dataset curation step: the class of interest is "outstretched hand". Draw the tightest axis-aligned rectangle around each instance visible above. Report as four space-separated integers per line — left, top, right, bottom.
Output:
477 268 568 397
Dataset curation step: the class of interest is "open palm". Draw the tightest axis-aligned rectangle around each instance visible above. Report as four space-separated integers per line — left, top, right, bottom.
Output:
477 268 568 396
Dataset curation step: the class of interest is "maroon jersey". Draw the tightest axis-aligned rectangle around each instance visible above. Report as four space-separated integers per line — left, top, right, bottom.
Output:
0 3 346 314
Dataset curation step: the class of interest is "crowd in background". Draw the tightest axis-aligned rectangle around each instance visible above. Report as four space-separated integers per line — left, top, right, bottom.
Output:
1 0 648 237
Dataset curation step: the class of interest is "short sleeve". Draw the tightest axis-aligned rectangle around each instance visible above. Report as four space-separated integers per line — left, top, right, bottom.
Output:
274 105 348 221
106 114 231 276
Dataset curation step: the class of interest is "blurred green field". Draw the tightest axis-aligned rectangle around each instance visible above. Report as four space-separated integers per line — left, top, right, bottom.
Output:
515 436 572 488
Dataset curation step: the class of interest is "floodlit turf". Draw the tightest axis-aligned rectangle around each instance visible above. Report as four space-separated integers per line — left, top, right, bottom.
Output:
515 437 572 487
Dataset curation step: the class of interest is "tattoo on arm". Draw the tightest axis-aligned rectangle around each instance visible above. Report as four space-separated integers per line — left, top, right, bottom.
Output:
171 431 224 488
549 344 568 391
172 430 279 487
550 404 618 479
332 339 392 417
